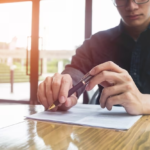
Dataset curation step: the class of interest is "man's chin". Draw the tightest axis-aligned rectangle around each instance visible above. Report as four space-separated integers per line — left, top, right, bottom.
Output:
123 20 143 28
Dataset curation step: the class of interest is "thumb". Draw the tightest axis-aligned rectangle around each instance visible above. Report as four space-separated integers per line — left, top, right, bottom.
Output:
65 94 78 108
59 93 77 111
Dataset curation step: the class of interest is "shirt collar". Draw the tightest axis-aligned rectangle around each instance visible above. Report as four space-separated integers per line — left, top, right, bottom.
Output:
111 20 150 41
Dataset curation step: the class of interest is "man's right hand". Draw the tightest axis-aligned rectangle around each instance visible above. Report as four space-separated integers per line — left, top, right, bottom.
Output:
37 73 78 111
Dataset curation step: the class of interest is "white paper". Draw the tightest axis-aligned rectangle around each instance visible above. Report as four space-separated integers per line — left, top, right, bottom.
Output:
26 104 142 130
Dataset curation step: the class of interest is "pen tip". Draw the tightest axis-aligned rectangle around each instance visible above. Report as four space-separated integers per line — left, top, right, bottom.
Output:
49 104 56 110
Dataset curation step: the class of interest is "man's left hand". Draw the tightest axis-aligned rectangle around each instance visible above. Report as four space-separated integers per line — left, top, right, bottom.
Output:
86 61 144 115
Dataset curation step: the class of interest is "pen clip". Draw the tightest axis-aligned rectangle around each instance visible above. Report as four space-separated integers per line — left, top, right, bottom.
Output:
81 72 93 85
81 72 90 80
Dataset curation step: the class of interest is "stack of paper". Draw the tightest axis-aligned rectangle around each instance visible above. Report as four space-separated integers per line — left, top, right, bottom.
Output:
26 104 142 130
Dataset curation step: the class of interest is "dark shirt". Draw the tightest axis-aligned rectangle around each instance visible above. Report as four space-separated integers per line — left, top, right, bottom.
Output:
62 21 150 104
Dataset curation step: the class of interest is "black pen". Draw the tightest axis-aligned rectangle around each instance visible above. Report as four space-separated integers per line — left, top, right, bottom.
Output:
49 72 94 110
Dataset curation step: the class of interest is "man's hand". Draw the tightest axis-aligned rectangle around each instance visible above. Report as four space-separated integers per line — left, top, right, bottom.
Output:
86 61 145 115
37 73 77 111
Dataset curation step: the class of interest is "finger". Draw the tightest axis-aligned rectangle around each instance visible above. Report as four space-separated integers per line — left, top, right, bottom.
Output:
45 77 54 108
50 106 59 112
58 74 72 104
59 94 77 111
105 92 134 111
90 61 125 75
100 81 113 88
105 94 124 110
65 94 78 108
38 82 49 109
87 71 122 91
100 84 127 108
51 73 62 101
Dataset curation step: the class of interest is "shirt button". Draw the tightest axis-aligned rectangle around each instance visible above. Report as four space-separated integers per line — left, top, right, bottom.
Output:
134 73 136 75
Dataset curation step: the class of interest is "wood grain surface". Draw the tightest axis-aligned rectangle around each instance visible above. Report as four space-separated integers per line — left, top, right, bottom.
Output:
0 104 150 150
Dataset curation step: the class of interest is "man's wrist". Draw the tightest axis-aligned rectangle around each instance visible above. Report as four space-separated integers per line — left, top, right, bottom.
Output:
141 94 150 114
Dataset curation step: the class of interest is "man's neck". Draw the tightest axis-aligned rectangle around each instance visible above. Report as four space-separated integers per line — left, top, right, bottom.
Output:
124 22 150 40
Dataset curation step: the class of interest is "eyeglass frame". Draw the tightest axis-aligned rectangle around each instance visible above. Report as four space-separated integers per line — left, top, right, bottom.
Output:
112 0 149 7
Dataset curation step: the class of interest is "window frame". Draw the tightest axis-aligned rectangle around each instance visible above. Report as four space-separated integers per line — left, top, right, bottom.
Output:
0 0 92 104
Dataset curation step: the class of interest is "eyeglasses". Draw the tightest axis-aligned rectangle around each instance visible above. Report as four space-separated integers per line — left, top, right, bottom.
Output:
112 0 149 7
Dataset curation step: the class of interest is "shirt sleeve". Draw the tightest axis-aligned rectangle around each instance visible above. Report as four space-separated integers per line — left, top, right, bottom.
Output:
61 30 109 98
61 37 95 98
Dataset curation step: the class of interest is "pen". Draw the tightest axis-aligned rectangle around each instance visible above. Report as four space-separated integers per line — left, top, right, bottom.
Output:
49 72 94 110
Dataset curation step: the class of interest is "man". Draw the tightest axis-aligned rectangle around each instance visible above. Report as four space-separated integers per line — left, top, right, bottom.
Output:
37 0 150 115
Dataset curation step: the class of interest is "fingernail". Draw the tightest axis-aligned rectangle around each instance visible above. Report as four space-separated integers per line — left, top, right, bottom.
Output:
67 100 71 107
100 105 103 109
66 98 71 107
60 96 65 103
100 104 104 109
90 69 95 75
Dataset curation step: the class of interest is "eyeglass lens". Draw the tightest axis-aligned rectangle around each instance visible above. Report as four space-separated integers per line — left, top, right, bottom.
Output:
114 0 149 6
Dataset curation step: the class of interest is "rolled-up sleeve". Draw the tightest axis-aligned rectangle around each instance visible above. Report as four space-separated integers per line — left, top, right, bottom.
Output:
61 31 109 98
61 67 85 98
61 37 95 98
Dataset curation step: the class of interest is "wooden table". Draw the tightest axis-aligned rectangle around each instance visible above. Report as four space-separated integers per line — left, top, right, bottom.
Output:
0 104 150 150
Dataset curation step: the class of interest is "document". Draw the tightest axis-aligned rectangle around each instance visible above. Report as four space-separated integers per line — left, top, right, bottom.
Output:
26 104 142 130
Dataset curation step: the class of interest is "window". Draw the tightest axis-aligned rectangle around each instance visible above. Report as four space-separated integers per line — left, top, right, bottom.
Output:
92 0 120 34
0 2 32 101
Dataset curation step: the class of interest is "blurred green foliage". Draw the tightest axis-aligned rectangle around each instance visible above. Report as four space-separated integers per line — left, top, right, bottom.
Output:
47 59 70 73
0 58 71 83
